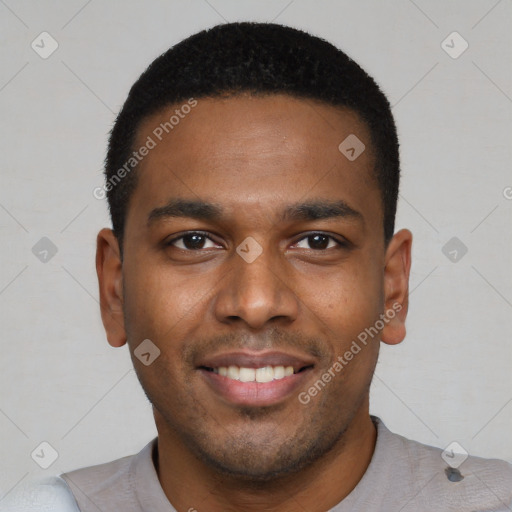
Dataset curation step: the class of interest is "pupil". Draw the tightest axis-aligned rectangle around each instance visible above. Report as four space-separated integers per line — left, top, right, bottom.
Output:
310 234 328 249
185 234 205 249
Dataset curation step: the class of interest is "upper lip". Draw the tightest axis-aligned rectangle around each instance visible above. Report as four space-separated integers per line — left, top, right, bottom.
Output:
197 350 316 372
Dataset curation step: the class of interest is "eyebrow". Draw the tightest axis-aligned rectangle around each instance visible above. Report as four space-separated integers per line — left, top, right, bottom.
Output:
148 199 223 224
281 199 363 223
147 198 363 225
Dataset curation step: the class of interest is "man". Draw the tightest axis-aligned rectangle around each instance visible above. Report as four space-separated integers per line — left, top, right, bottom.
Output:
4 21 511 512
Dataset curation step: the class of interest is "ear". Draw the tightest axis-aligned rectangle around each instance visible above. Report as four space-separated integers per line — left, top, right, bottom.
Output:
381 229 412 345
96 228 127 347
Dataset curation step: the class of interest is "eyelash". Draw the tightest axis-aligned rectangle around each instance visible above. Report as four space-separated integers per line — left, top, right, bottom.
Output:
165 231 348 251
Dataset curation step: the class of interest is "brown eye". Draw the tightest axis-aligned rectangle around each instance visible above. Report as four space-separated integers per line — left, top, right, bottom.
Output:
294 233 344 250
167 232 219 251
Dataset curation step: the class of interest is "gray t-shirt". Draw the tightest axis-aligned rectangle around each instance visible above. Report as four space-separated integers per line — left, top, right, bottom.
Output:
3 416 512 511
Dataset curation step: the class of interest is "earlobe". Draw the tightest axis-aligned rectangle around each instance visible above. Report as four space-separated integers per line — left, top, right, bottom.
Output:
381 229 412 346
96 228 127 348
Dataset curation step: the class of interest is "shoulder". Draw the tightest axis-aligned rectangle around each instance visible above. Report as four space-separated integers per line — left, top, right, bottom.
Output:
59 441 158 511
377 418 512 511
0 476 79 512
61 450 135 499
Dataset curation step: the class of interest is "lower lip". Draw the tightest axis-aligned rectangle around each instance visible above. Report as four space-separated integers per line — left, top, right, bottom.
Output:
199 368 313 407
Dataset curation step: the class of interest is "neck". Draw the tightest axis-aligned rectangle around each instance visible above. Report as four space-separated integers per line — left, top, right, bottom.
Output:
155 401 376 512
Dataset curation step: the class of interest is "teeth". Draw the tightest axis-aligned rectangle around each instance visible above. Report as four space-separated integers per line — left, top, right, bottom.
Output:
255 366 274 383
239 367 256 382
273 365 285 379
214 365 298 382
227 365 239 380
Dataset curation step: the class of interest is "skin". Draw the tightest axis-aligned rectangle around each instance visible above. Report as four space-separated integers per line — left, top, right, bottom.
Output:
96 94 412 512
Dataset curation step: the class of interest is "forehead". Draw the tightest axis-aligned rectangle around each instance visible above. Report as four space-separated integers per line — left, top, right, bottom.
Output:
137 93 372 164
128 94 381 232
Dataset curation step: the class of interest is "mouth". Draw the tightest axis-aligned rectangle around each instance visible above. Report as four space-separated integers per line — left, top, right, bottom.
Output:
201 364 310 382
196 351 315 406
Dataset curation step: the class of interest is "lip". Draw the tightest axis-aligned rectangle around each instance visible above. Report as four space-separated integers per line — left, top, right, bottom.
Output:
197 350 315 407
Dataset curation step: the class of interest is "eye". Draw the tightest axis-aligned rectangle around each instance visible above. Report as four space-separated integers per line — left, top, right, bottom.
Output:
164 231 347 253
293 233 346 250
166 231 220 251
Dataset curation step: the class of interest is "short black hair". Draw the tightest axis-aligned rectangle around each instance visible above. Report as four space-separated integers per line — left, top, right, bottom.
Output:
105 22 400 249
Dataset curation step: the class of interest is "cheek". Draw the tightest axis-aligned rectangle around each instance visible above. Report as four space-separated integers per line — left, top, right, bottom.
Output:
311 262 384 340
121 258 206 344
121 265 198 399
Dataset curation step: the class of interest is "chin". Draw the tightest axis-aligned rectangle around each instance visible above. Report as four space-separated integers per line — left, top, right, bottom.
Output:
183 425 344 483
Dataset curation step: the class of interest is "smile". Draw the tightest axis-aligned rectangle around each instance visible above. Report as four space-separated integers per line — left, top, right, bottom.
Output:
207 365 296 382
197 351 316 406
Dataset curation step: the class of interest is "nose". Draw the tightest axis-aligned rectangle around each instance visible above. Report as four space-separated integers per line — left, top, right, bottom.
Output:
213 244 300 330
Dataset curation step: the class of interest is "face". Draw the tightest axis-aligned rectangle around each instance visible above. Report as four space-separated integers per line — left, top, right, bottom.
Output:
97 94 411 480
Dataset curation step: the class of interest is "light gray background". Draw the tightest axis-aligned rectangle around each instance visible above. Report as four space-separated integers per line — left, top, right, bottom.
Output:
1 0 511 499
